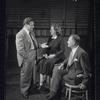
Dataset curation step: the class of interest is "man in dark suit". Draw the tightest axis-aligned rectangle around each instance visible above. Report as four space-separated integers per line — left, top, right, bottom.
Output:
46 34 91 100
16 17 38 99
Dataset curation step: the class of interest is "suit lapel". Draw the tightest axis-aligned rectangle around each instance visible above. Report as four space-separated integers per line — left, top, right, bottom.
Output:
22 29 32 48
24 30 32 42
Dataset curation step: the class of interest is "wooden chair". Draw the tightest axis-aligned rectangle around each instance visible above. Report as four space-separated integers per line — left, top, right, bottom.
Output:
65 82 88 100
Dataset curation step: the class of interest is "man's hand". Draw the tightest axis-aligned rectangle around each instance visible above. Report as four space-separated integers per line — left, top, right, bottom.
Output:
48 54 55 59
77 74 84 78
79 83 86 89
58 63 64 70
43 54 48 58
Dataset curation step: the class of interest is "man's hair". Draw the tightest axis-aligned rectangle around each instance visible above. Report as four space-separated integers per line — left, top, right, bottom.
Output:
23 17 34 25
70 34 80 45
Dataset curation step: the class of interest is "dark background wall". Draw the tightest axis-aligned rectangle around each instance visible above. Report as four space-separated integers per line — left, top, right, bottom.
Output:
6 0 93 59
5 0 95 100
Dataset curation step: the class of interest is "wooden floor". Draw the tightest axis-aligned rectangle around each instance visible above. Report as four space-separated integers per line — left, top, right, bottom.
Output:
5 61 93 100
5 62 64 100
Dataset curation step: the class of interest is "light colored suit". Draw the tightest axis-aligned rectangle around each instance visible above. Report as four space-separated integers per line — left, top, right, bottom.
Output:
16 29 37 67
16 28 38 95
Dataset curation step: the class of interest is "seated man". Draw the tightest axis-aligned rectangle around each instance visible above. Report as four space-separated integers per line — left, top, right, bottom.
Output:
46 34 91 100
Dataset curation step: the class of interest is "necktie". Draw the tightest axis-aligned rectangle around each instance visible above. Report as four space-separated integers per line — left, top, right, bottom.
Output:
29 32 37 50
67 51 73 66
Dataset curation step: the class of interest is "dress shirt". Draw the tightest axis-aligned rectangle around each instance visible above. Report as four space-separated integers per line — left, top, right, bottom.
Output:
71 45 79 58
67 45 79 66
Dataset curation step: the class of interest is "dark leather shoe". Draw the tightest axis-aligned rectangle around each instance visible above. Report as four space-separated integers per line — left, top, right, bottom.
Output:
46 92 50 98
38 86 49 94
38 86 44 90
21 94 29 99
47 91 56 100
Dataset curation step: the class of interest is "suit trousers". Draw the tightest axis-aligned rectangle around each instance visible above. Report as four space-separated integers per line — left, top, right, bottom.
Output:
50 66 68 93
51 66 79 93
20 50 36 95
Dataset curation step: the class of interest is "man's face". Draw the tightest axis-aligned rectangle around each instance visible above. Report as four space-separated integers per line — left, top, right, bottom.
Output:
67 36 75 48
28 21 34 31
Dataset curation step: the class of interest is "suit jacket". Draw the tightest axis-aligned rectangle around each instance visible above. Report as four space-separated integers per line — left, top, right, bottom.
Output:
16 28 38 67
63 46 91 85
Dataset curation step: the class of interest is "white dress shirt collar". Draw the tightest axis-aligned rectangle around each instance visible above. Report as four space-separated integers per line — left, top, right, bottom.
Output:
72 45 79 57
23 27 30 35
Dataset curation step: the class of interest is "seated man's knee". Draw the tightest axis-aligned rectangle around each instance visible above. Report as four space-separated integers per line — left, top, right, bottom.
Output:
52 67 60 78
53 65 59 73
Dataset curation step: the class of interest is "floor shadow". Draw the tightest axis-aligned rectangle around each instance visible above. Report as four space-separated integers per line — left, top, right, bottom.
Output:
29 87 41 95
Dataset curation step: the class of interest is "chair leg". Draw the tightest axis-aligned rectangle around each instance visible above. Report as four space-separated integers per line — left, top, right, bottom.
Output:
65 88 68 97
68 88 71 100
82 93 85 100
33 64 36 84
48 76 50 87
86 90 88 100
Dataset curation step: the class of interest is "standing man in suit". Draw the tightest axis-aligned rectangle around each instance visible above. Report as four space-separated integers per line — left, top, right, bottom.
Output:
46 34 91 100
16 17 38 99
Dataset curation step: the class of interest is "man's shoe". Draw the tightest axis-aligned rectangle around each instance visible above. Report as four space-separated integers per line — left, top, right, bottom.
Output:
38 85 43 90
46 91 56 100
21 94 29 99
38 86 49 94
46 92 50 98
